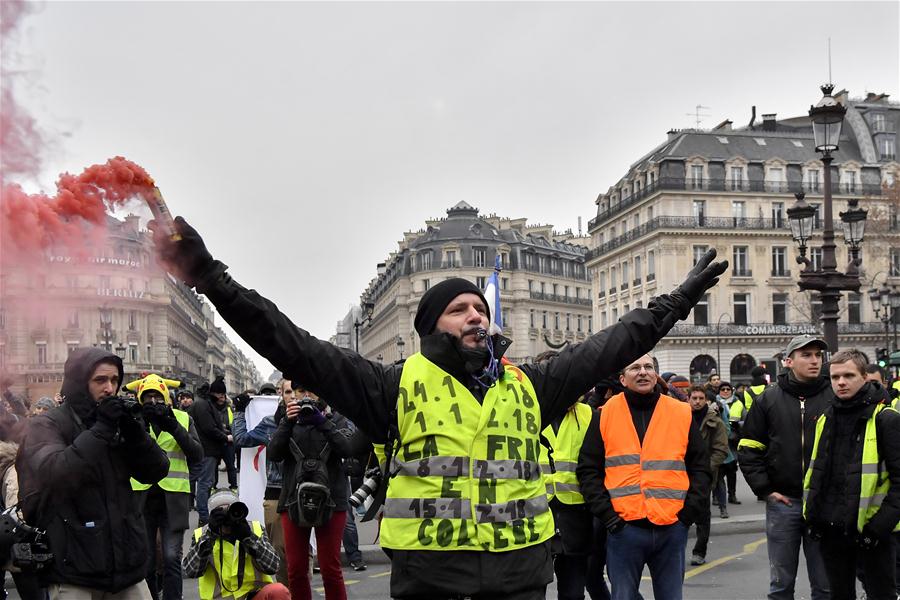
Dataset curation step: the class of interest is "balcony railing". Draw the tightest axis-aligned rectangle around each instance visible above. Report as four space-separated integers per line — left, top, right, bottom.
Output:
669 321 886 337
873 121 897 133
585 214 898 263
732 269 752 277
588 176 886 230
528 291 593 306
771 269 791 277
633 278 641 286
647 273 656 282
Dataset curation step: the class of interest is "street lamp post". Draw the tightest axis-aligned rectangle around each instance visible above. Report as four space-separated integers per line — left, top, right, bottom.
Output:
787 83 866 354
870 285 900 352
171 342 181 378
99 307 113 351
397 335 406 360
353 301 376 354
715 313 731 377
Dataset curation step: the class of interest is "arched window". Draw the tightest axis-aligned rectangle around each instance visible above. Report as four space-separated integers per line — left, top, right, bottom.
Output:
730 353 758 384
689 354 717 383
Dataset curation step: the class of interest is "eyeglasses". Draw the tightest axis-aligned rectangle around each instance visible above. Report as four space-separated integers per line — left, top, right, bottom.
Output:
625 363 656 374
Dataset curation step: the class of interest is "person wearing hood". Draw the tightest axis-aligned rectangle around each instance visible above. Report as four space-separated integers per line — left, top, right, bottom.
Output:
193 377 233 526
148 216 726 599
15 347 169 597
738 335 833 600
803 349 900 600
126 374 204 600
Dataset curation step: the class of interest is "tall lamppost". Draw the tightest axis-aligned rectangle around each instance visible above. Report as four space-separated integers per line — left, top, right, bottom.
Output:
715 313 731 377
870 285 900 352
397 335 406 360
787 83 867 353
353 301 375 354
171 342 181 378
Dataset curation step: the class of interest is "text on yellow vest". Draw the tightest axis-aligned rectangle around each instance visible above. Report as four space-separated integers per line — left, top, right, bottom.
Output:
380 353 555 552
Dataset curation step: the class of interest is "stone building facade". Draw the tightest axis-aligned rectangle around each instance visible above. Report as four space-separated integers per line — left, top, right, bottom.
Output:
0 215 261 401
356 202 593 364
586 90 900 383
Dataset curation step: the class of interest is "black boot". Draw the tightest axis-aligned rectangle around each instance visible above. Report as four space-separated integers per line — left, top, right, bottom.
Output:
728 495 742 505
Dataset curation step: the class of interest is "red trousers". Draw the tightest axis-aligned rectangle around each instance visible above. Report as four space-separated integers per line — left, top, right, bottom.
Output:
281 510 348 600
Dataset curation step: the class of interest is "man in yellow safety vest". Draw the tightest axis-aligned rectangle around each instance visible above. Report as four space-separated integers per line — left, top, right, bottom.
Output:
127 373 204 600
803 349 900 600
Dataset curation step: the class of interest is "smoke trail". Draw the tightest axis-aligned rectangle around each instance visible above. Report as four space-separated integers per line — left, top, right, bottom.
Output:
1 157 158 262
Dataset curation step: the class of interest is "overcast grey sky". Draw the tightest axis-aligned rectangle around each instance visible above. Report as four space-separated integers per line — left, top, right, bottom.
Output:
7 1 899 377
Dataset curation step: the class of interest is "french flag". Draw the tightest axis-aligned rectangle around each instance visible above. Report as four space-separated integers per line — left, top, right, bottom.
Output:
483 255 503 335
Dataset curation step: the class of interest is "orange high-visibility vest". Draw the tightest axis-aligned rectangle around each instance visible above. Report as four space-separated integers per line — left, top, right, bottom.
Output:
599 392 691 525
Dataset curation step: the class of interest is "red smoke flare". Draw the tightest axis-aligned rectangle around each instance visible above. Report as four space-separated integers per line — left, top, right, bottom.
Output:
0 156 158 263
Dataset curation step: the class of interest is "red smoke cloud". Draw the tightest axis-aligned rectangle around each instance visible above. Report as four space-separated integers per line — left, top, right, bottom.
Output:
1 157 158 263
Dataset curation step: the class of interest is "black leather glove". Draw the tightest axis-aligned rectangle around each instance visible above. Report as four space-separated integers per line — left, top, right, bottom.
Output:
232 518 253 542
857 526 881 551
149 216 226 289
156 406 180 433
94 397 127 441
673 248 729 318
233 393 252 413
118 412 148 444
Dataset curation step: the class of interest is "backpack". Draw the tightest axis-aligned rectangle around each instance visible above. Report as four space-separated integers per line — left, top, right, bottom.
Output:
286 438 334 527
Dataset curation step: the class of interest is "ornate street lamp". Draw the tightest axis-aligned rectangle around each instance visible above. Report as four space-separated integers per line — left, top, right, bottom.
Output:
353 301 375 354
787 83 864 353
99 307 113 351
870 285 900 352
397 335 406 360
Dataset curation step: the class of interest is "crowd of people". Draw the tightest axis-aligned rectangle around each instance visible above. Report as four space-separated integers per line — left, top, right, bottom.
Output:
0 214 897 600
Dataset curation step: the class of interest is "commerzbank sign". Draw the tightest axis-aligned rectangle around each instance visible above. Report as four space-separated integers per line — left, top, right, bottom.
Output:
738 324 819 336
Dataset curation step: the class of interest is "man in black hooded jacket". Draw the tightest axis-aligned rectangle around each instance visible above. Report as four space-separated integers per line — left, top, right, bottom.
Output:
16 348 169 597
149 216 726 599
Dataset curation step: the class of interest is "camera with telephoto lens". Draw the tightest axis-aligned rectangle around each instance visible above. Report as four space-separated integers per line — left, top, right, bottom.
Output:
0 507 53 571
208 501 249 536
349 469 382 510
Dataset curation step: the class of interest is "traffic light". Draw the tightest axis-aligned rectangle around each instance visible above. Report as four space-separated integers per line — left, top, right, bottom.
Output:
876 347 889 368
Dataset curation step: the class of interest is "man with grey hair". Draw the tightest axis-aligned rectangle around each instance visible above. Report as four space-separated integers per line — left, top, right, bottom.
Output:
739 334 832 600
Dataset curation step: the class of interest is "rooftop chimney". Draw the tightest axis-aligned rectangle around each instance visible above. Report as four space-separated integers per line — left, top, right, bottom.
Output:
376 262 386 276
761 113 777 131
748 106 757 130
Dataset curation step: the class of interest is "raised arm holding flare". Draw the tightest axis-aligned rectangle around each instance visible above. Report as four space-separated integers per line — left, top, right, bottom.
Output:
150 216 727 599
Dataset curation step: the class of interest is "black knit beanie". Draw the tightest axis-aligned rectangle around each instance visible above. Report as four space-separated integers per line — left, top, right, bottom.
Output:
209 376 226 395
414 278 490 337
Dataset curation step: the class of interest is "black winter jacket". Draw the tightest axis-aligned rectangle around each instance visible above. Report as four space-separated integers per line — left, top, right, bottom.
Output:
804 382 900 538
267 409 368 513
16 348 169 591
576 390 712 528
195 269 701 596
738 371 832 500
192 395 229 458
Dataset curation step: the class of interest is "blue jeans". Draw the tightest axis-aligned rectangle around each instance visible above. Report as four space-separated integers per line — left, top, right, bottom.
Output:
765 497 829 600
342 505 363 563
606 521 688 600
196 456 219 522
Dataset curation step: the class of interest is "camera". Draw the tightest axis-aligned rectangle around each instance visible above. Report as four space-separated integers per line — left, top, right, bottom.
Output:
0 507 53 571
121 398 143 416
349 470 382 511
209 501 249 536
296 398 318 418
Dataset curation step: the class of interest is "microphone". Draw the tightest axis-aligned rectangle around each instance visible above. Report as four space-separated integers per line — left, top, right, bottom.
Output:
475 328 488 340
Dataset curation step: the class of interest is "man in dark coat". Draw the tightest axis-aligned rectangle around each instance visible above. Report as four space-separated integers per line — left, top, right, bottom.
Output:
16 348 169 596
191 378 232 525
149 216 726 599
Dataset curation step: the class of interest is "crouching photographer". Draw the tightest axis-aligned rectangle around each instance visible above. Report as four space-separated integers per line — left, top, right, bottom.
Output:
183 489 288 600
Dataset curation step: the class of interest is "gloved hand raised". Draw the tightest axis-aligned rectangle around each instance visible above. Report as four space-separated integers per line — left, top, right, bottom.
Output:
143 402 180 433
148 216 225 289
232 519 253 542
673 248 728 317
233 393 252 413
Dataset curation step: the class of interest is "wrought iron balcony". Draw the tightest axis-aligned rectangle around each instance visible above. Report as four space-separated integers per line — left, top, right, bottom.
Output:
669 321 886 337
588 177 886 231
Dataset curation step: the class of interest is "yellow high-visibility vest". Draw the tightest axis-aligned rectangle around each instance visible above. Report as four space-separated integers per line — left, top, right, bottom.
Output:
132 409 191 493
380 353 554 552
194 521 273 600
541 403 593 504
803 405 900 533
